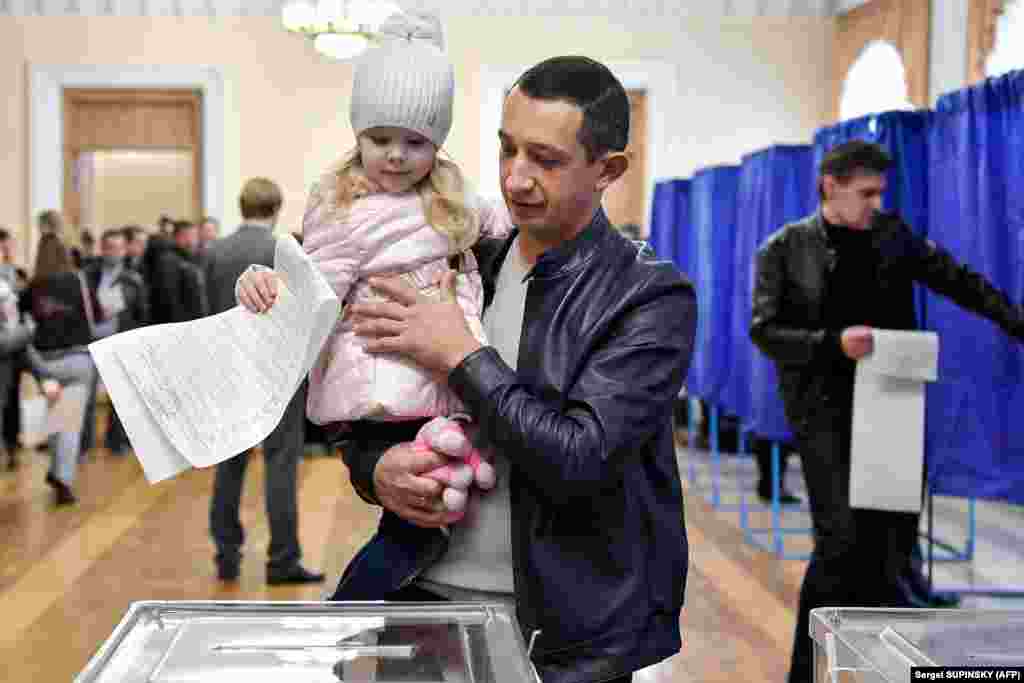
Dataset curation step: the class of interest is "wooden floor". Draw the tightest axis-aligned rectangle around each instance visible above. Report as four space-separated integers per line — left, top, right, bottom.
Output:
1 410 1021 682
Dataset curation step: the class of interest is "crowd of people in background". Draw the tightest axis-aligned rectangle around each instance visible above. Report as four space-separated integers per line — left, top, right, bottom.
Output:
0 212 212 501
0 205 644 500
0 207 328 506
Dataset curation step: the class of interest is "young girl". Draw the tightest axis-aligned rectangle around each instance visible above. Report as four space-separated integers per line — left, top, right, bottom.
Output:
236 15 509 507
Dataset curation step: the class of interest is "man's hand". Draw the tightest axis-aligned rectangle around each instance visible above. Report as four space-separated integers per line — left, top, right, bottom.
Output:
841 325 874 360
349 271 482 376
373 442 452 528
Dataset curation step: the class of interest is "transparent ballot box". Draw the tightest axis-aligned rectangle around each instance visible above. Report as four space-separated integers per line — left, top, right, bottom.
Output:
811 608 1024 682
75 601 537 683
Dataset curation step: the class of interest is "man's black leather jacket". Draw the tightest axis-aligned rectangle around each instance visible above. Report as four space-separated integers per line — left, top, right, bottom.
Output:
750 210 1024 429
335 209 697 683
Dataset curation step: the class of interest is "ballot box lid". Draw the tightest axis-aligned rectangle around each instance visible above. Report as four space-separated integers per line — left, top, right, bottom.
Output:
76 601 537 683
810 608 1024 682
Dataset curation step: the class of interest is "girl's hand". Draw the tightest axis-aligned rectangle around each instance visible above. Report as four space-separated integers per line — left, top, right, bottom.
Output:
237 268 280 314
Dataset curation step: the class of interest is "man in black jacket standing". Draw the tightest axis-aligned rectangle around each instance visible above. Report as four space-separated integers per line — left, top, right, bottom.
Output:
146 220 208 325
205 178 322 586
326 56 695 683
750 140 1024 683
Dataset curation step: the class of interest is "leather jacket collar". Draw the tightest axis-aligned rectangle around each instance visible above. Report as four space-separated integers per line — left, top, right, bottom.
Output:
521 207 612 280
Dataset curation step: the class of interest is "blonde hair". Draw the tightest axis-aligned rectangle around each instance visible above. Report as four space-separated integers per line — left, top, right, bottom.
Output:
331 146 479 253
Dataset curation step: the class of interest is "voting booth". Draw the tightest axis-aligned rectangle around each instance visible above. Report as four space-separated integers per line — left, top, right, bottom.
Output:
76 601 539 683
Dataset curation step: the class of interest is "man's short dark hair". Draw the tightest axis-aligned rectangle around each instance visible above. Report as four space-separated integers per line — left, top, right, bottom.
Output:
173 220 195 236
0 229 10 242
511 56 629 163
122 224 145 240
818 140 893 199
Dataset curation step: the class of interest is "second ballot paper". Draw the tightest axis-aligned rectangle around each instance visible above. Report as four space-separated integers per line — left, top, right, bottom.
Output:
850 328 939 513
89 235 340 483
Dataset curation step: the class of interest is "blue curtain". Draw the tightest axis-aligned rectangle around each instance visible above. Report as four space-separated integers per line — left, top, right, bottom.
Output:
648 178 692 274
687 165 740 404
924 70 1024 504
648 180 678 264
724 146 815 440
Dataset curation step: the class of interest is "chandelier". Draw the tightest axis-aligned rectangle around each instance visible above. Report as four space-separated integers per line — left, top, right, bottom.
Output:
281 0 404 60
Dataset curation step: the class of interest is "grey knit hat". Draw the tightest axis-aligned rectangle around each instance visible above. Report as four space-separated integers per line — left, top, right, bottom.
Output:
350 11 454 148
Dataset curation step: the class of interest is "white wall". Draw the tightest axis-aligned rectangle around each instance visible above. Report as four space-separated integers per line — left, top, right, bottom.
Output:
2 15 834 263
474 16 833 229
465 16 833 190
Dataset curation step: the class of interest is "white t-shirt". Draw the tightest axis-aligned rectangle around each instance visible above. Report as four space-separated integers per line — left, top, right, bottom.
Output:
419 236 529 598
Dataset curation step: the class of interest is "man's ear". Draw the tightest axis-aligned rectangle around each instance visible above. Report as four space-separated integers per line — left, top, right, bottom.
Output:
821 174 836 201
596 152 629 191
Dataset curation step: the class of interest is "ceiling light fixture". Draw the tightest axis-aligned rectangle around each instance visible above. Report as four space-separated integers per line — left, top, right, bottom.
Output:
281 0 403 60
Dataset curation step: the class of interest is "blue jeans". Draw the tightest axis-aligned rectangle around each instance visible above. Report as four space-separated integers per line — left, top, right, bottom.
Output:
31 349 96 486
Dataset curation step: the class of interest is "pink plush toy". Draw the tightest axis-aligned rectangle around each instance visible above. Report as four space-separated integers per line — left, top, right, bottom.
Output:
414 416 496 522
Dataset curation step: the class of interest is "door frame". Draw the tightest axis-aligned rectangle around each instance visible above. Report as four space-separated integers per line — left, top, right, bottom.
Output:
478 60 678 235
29 64 224 248
64 88 204 232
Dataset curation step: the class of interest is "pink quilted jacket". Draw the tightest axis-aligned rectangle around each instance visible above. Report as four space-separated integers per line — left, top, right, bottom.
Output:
300 173 513 425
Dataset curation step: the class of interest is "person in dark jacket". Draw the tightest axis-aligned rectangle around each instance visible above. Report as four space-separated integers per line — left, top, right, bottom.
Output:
122 225 148 274
82 228 149 455
145 220 208 325
750 140 1024 683
0 274 34 470
327 56 695 683
0 227 25 466
85 229 149 336
204 178 322 586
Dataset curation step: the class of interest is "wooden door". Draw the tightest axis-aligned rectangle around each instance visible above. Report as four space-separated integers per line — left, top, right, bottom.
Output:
63 88 202 239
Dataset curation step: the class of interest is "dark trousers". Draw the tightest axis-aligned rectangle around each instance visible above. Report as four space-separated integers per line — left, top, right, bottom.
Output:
787 402 919 683
103 406 130 453
80 369 99 455
209 380 306 570
3 357 20 450
752 436 793 495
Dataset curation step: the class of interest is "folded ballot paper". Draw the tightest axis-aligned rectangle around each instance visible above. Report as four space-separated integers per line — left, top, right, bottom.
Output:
89 235 340 483
850 329 939 512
